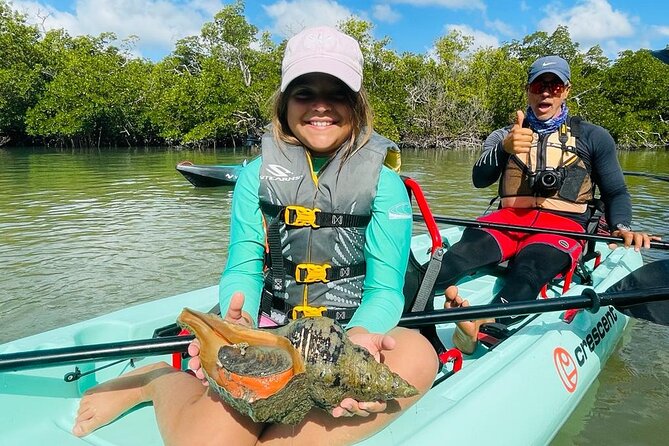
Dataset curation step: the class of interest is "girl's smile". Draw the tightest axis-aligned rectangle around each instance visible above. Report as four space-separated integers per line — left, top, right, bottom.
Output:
286 73 354 155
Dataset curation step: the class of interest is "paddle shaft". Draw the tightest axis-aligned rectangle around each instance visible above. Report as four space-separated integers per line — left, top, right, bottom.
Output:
0 336 194 372
413 214 669 250
2 287 668 372
400 287 669 327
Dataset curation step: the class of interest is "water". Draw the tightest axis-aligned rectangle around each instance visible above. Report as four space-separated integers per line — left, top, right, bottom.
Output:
1 146 668 444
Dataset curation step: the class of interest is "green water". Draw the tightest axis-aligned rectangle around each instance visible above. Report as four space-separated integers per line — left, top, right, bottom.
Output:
1 146 668 444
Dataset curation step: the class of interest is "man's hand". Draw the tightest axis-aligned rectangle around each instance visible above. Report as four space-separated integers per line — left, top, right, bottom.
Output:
610 229 661 252
503 110 534 155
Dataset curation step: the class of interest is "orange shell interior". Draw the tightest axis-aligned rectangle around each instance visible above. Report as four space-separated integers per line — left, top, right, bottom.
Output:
178 308 305 398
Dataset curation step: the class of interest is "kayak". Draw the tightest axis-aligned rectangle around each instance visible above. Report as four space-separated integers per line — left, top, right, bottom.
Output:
176 161 244 187
0 227 643 445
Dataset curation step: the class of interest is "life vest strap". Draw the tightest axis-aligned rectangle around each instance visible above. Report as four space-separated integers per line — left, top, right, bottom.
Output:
284 259 366 283
260 289 357 323
261 202 371 228
285 205 321 228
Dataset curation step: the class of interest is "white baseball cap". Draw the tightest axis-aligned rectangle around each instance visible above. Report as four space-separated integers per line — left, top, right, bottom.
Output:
280 26 364 93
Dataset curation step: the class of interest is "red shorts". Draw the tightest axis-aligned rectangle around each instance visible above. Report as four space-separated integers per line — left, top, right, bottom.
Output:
477 208 585 268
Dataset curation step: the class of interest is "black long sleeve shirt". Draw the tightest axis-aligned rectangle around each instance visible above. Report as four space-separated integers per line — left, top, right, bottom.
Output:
473 119 633 230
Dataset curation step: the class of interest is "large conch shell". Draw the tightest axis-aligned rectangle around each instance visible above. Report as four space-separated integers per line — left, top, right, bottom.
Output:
177 308 418 424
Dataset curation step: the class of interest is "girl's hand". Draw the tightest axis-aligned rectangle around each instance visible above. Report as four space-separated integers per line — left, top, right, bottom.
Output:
330 327 396 418
332 397 387 418
187 339 207 385
223 292 253 326
187 292 253 384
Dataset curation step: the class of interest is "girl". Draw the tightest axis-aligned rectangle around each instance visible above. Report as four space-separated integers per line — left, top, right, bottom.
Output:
73 26 438 446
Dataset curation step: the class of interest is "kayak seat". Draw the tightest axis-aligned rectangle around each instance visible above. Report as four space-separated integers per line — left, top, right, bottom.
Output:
401 177 454 360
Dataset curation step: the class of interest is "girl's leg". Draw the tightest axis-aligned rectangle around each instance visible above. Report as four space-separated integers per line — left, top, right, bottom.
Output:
258 327 438 446
73 361 263 446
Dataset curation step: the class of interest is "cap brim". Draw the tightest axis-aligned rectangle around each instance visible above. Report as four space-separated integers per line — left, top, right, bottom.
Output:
281 57 362 92
528 69 570 84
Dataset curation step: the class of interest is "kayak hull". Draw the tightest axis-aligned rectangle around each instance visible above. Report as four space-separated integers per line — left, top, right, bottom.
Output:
176 162 242 187
0 228 643 445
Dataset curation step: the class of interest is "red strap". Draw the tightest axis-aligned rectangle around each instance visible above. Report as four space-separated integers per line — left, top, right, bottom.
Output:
563 308 580 323
438 348 463 373
172 329 191 369
403 177 442 253
542 258 577 298
477 332 500 347
540 284 548 298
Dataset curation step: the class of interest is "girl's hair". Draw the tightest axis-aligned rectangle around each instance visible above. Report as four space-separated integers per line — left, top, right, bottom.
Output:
270 79 373 161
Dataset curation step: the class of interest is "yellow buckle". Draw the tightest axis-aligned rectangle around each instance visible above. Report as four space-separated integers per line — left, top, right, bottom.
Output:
284 205 320 228
292 305 327 319
295 263 331 283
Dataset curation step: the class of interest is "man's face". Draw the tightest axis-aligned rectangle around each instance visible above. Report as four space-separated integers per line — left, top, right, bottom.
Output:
526 73 571 121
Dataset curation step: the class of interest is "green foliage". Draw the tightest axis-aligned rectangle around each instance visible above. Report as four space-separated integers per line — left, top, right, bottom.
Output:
0 0 666 150
506 26 580 64
587 50 669 149
141 0 279 146
0 3 44 140
25 32 155 146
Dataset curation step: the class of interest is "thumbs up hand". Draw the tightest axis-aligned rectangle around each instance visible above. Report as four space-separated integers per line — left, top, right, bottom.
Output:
502 110 533 154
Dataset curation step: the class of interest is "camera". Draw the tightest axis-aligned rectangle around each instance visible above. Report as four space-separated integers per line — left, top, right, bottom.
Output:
530 168 564 196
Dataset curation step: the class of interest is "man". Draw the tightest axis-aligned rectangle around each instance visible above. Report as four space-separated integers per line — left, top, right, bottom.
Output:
435 55 659 354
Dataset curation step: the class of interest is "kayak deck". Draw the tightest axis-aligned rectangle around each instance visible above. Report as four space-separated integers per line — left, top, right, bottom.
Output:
0 227 643 445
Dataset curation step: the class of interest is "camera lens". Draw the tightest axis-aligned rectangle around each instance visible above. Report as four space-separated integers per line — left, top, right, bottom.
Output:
531 169 563 196
540 172 558 188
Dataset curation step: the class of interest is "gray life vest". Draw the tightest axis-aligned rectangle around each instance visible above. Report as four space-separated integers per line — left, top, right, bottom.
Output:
258 131 396 322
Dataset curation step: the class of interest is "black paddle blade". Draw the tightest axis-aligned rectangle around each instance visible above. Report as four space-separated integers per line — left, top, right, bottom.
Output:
607 260 669 325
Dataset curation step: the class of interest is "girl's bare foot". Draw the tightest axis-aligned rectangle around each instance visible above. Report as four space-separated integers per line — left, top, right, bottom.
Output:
72 362 175 437
444 286 493 354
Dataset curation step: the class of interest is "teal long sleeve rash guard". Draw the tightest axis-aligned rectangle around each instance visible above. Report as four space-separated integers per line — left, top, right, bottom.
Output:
218 156 412 334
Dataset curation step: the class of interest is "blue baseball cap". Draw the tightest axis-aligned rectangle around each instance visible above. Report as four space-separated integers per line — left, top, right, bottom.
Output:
651 48 669 64
527 56 571 84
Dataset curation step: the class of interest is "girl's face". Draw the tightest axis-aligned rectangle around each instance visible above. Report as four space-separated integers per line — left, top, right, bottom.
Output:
286 73 354 156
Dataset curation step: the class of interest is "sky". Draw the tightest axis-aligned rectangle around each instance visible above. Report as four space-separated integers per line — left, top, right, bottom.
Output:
8 0 669 61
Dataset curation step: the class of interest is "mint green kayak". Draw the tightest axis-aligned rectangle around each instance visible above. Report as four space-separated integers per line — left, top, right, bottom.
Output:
0 227 643 445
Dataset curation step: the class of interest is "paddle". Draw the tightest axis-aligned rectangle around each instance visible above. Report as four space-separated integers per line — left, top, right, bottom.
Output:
623 171 669 183
413 214 669 250
1 260 668 373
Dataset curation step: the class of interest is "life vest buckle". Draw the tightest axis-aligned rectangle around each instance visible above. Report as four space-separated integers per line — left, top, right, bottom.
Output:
295 263 331 283
284 205 321 228
291 305 328 319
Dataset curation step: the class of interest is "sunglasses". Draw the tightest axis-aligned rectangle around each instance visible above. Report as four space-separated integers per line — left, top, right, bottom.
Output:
528 80 568 96
290 88 350 103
